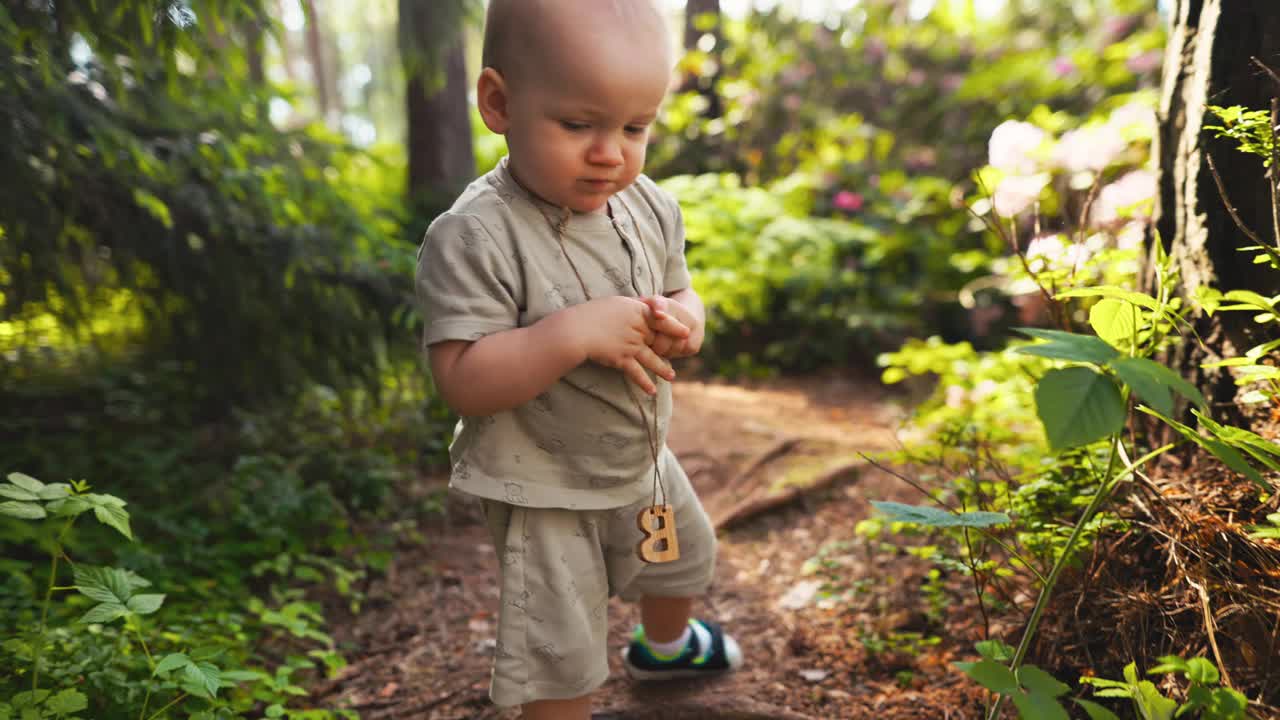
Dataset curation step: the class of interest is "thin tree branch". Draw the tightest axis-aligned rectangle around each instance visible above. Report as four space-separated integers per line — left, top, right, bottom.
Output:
1204 151 1265 244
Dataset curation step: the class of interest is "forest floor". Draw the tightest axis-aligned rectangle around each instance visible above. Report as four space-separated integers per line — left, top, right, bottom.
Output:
311 374 1000 719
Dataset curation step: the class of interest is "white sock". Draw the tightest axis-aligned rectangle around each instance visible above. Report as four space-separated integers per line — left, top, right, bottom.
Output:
645 625 691 657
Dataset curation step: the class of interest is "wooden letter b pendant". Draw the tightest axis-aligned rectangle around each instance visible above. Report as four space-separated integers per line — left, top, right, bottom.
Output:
635 504 680 563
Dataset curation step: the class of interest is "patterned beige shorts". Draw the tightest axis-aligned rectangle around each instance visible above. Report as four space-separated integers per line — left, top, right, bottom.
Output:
480 449 717 707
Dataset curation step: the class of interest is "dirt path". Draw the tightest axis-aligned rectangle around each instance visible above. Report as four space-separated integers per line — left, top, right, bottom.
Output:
313 376 991 718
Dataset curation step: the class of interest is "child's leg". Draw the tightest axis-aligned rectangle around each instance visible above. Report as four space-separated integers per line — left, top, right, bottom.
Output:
639 595 693 643
522 696 592 720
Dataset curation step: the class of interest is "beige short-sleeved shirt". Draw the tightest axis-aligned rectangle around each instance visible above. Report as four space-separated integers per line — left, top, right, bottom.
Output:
415 158 692 510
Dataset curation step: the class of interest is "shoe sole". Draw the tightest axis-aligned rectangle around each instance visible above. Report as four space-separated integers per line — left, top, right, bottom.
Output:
621 648 738 681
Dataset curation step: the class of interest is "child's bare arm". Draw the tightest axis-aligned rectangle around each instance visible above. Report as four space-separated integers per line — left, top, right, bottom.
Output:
430 297 689 417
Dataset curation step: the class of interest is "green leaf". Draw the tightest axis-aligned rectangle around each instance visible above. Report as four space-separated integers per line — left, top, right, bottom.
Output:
155 653 191 676
0 501 46 520
1012 691 1071 720
1057 286 1160 310
1034 367 1127 450
182 661 222 699
1135 680 1177 720
37 484 71 500
1018 665 1070 697
80 601 130 624
0 486 40 501
1111 359 1174 416
6 473 45 493
219 669 264 683
127 593 165 615
1075 698 1122 720
1015 328 1120 364
1183 657 1219 685
1116 358 1205 409
91 503 132 540
44 689 87 715
11 690 50 709
1090 299 1138 350
956 659 1019 695
46 497 92 518
975 639 1015 662
870 501 1011 528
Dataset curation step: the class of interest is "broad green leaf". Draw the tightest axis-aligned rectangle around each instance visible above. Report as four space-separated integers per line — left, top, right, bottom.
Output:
870 501 1010 528
155 653 191 676
975 639 1014 662
91 503 132 540
1015 328 1120 364
1203 439 1268 491
6 473 45 493
0 486 40 501
127 593 165 615
44 689 87 715
1135 680 1176 720
80 601 130 624
1035 367 1126 450
182 661 222 699
1110 358 1205 409
1075 699 1122 720
1111 359 1174 416
1194 412 1280 470
1148 656 1189 675
37 484 71 500
11 690 51 709
1220 289 1276 311
46 497 92 518
1183 657 1219 685
1089 299 1138 350
1057 286 1160 310
955 659 1019 695
1018 665 1070 697
1012 691 1071 720
0 501 46 520
220 670 264 683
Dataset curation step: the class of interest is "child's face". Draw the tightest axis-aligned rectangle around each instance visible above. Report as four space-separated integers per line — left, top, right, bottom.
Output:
480 6 671 214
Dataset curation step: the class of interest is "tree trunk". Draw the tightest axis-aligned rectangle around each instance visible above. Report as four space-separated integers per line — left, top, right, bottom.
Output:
1149 0 1280 417
303 0 332 125
682 0 723 119
405 7 473 218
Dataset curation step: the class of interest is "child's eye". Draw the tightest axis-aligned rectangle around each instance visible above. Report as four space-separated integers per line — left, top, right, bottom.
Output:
560 121 589 132
624 125 648 135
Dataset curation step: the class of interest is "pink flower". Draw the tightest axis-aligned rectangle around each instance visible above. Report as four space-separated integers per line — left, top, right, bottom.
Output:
1052 56 1076 77
1093 170 1157 225
993 173 1050 217
988 121 1047 174
1126 49 1162 74
833 191 864 212
1052 126 1128 172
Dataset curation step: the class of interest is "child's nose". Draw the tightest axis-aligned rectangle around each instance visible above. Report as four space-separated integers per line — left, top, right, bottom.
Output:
587 134 624 166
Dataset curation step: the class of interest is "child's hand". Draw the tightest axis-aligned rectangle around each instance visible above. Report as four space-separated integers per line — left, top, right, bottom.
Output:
642 295 704 359
570 296 689 394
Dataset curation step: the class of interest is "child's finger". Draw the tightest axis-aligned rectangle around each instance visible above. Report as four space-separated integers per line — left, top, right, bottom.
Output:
622 358 658 395
650 311 690 338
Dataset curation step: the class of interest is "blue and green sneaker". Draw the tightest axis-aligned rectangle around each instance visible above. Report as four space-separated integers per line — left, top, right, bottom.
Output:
621 618 743 681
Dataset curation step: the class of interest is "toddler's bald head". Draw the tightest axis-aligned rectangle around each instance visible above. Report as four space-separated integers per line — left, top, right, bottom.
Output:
482 0 672 88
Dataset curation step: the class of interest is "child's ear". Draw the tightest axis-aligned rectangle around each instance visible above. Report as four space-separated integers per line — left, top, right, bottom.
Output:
476 68 511 134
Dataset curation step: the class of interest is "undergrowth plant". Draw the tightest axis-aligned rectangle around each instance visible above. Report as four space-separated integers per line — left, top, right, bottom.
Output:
868 101 1280 719
0 472 356 720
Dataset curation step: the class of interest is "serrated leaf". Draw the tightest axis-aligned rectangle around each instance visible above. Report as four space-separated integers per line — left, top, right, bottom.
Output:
6 473 44 493
1075 698 1122 720
1019 665 1070 697
154 653 191 676
1035 367 1127 450
79 601 129 624
37 484 71 500
1015 328 1120 364
46 497 92 517
182 661 222 699
127 593 165 615
975 639 1015 662
0 501 46 520
92 504 132 540
1057 286 1160 310
1112 358 1205 409
870 501 1010 528
0 486 40 501
956 659 1019 694
44 689 87 715
1090 299 1139 350
1012 691 1071 720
